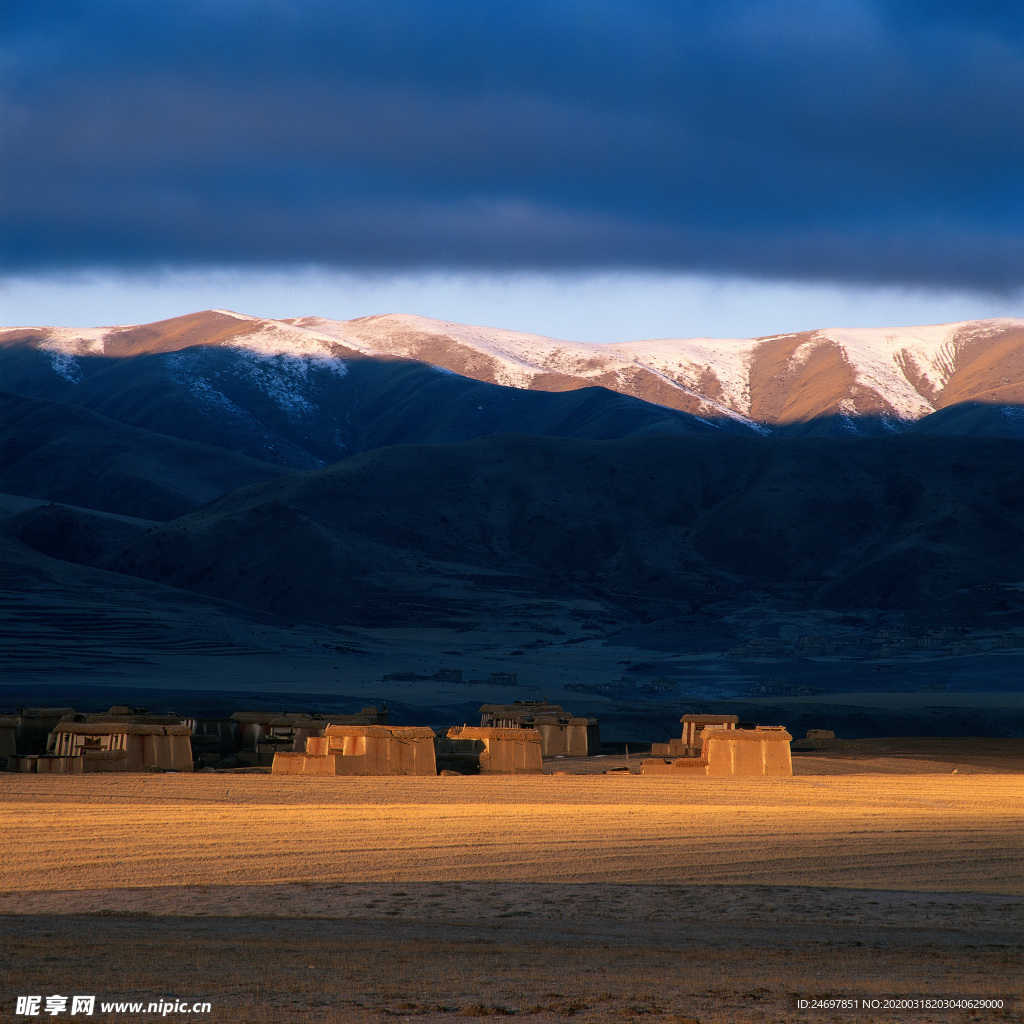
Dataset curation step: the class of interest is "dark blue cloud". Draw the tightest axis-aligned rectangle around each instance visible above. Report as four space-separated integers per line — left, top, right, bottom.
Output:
3 0 1024 289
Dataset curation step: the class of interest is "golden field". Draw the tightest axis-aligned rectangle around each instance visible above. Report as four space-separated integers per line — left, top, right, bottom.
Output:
2 769 1022 1023
0 773 1022 895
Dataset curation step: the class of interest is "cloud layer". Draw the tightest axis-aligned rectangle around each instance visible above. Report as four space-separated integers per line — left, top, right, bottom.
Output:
4 0 1024 288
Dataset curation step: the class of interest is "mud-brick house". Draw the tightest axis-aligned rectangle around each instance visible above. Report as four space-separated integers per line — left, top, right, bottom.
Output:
703 726 792 775
438 727 542 774
233 708 388 766
12 754 85 774
231 713 330 766
11 707 76 755
232 712 309 755
792 728 837 750
46 721 194 772
642 725 792 777
478 702 600 757
184 718 240 756
651 715 739 757
273 724 436 776
0 717 16 763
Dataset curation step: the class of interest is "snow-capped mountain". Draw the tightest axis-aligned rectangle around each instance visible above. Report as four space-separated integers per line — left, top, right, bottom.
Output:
4 310 1024 436
6 310 1024 636
0 310 741 473
297 312 1024 428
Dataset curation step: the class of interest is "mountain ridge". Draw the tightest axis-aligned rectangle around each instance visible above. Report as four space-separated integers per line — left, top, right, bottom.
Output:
7 310 1024 435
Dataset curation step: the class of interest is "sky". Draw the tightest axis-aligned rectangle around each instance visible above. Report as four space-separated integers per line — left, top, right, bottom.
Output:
3 0 1024 341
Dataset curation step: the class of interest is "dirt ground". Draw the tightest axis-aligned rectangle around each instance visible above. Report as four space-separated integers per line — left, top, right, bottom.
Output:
1 757 1021 1023
558 736 1024 776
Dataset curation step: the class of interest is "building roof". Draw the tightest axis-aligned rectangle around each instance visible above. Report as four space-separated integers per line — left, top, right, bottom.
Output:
447 726 542 742
324 724 435 739
680 714 740 725
480 702 566 716
231 711 326 724
0 717 17 728
703 727 791 742
53 722 191 736
71 713 182 725
232 711 381 725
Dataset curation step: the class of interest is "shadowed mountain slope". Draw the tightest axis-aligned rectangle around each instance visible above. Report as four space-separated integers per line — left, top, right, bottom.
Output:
906 402 1024 438
8 310 1024 445
0 500 154 569
107 433 1024 628
0 391 288 519
0 317 750 472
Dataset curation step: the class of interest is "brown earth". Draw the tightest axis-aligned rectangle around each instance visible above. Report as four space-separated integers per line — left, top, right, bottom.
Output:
1 769 1020 1023
549 737 1024 775
2 774 1019 893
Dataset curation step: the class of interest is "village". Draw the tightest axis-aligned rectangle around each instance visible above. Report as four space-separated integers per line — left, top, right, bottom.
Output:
0 700 803 777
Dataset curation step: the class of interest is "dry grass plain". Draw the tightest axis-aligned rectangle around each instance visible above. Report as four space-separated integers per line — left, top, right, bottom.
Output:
2 765 1022 1023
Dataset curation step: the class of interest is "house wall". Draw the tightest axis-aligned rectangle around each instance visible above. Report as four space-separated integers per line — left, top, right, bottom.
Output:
342 734 436 776
640 757 708 776
445 727 542 773
235 721 273 751
650 739 687 757
35 756 84 775
681 716 739 752
481 737 542 773
566 719 599 757
703 728 793 777
186 719 239 755
51 727 193 771
0 722 17 758
534 720 567 757
16 712 75 756
82 750 128 772
274 726 437 776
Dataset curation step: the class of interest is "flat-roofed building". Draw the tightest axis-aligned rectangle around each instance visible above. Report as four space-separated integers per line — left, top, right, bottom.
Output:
478 702 599 757
232 708 388 765
273 724 436 776
0 717 16 762
642 725 792 777
45 721 193 772
439 726 542 774
651 715 739 758
11 708 76 755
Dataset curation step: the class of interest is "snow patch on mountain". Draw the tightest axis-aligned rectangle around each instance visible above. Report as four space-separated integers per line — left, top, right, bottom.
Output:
166 351 253 421
816 325 959 419
43 350 83 384
607 336 763 415
220 320 349 374
296 313 589 389
35 327 115 384
38 327 111 357
211 309 262 322
806 319 1024 419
